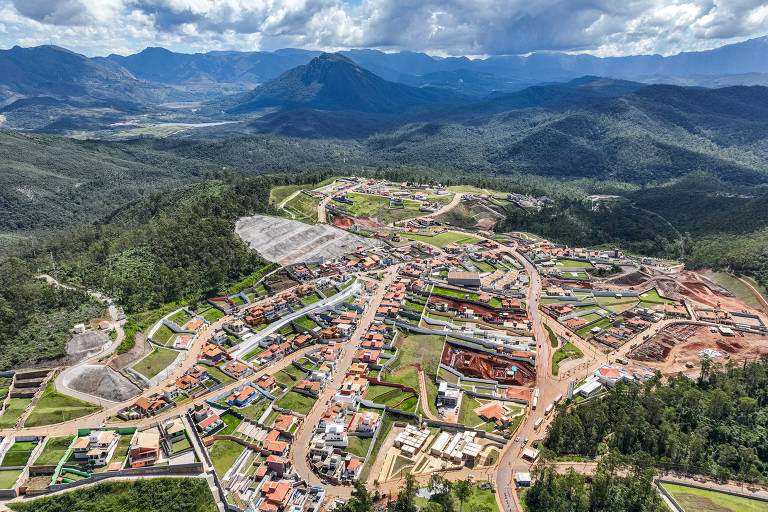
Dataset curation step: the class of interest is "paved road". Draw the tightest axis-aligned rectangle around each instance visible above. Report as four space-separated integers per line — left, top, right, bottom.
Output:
289 266 399 497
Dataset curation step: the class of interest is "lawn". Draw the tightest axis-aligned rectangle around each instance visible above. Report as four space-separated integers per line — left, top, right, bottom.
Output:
34 437 74 466
459 396 485 428
302 293 322 305
25 382 101 427
131 347 179 379
472 259 496 273
208 440 245 478
0 469 21 489
1 449 33 467
151 325 175 345
218 413 242 436
638 288 674 304
403 232 480 248
110 435 134 463
0 398 31 428
172 435 192 453
556 258 593 268
294 316 318 331
0 377 12 398
662 483 766 512
551 342 584 376
345 435 372 458
432 286 480 302
201 308 225 323
275 391 316 415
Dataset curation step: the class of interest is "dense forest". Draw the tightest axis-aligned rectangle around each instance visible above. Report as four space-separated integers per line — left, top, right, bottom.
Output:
0 170 332 369
544 358 768 483
525 454 665 512
7 477 216 512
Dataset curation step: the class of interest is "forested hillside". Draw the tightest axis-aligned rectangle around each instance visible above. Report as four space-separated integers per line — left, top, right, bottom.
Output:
0 171 333 369
544 358 768 483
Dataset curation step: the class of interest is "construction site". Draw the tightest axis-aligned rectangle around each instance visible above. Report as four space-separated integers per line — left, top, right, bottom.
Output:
235 214 383 264
440 342 535 386
628 323 768 375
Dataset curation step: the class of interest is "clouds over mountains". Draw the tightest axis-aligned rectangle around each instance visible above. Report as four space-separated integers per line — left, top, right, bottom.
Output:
2 0 768 58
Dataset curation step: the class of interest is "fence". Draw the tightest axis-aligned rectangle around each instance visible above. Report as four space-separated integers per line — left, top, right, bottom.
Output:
47 462 205 493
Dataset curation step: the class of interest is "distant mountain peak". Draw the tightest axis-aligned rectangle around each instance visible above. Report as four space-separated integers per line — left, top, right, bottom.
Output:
226 52 464 114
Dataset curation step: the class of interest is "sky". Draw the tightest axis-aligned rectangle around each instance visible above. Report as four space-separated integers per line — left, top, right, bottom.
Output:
1 0 767 58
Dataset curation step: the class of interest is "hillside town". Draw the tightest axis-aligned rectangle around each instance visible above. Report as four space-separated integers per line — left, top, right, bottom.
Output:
0 176 766 512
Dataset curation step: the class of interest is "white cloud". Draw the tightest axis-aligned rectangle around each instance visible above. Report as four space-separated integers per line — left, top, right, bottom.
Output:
0 0 766 57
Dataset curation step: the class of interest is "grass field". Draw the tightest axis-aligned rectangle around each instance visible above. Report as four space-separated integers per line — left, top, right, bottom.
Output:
391 332 445 371
403 232 480 248
556 258 593 268
294 316 318 331
283 192 320 223
345 435 373 458
208 440 244 478
662 483 767 512
25 382 101 427
0 469 21 489
201 308 225 323
132 347 179 379
275 391 316 415
345 193 424 224
151 325 175 345
387 366 419 391
544 323 558 348
0 398 31 428
703 271 763 309
365 385 413 408
218 413 242 436
432 286 480 301
167 310 190 327
415 484 499 512
270 184 310 205
639 288 674 304
34 436 74 466
302 293 322 305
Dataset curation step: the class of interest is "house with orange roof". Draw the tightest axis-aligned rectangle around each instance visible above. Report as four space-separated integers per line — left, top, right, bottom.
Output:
266 454 291 476
273 413 298 432
342 455 364 482
256 375 278 393
175 374 199 391
201 342 229 363
295 380 322 395
477 402 511 428
356 350 380 363
348 362 368 375
258 481 292 512
339 374 369 396
224 360 251 379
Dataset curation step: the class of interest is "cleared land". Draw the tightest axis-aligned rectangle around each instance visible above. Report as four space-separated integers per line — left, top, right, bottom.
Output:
60 364 140 402
208 439 244 478
662 483 766 512
25 382 101 427
274 391 315 415
132 347 179 379
703 271 763 310
33 436 74 465
0 398 31 428
236 215 382 265
281 191 320 223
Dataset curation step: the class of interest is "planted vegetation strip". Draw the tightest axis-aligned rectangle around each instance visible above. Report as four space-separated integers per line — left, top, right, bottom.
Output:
544 323 558 347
